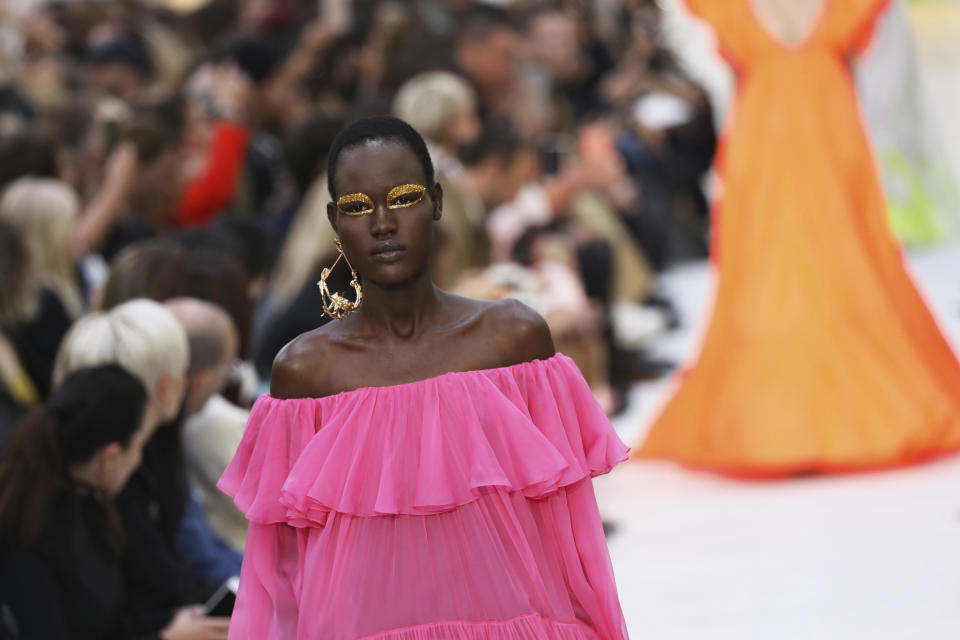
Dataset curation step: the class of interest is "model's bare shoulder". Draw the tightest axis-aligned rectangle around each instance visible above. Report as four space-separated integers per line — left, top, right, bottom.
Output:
480 298 556 365
270 330 337 399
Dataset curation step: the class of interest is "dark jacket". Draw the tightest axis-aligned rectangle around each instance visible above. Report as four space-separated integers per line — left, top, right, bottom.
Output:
0 492 159 640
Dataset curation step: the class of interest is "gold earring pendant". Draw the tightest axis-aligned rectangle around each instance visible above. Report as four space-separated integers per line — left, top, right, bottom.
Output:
317 239 363 320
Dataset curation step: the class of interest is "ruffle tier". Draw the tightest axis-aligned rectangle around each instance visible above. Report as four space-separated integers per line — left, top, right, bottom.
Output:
218 354 629 528
361 614 599 640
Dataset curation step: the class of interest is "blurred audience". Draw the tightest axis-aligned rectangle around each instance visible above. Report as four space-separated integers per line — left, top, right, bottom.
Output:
0 0 722 627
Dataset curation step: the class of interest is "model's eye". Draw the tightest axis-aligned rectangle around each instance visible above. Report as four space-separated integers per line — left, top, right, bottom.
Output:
387 185 426 209
341 202 370 214
337 194 374 215
390 194 418 207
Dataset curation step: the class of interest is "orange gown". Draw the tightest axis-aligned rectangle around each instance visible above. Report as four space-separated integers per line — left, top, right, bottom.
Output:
636 0 960 476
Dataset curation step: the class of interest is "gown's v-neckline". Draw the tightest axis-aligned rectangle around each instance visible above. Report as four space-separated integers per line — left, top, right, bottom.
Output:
747 0 831 52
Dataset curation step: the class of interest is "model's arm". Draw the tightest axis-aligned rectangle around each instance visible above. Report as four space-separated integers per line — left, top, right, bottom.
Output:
228 522 303 639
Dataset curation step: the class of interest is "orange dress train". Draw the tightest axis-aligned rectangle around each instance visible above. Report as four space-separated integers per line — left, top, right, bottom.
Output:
636 0 960 476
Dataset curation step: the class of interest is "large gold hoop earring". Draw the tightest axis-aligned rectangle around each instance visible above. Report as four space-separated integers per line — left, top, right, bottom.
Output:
317 239 363 320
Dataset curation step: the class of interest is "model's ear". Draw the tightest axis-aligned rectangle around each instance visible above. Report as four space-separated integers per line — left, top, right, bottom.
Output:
431 183 443 221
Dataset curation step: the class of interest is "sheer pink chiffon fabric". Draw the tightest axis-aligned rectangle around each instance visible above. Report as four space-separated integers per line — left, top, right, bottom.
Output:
218 354 630 639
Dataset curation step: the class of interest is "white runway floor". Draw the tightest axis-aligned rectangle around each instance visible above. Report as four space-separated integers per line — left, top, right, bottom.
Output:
601 241 960 639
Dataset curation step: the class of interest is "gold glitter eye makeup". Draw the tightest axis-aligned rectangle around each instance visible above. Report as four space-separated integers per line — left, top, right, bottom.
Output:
335 185 426 216
337 192 375 216
387 184 427 209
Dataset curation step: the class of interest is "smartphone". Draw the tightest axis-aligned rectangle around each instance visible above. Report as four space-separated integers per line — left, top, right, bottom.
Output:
203 576 239 617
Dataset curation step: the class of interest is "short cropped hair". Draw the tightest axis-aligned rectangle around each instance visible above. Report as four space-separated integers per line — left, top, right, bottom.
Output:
53 298 189 393
327 116 435 199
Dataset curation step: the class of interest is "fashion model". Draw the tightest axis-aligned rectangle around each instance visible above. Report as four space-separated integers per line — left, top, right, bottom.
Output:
219 117 629 639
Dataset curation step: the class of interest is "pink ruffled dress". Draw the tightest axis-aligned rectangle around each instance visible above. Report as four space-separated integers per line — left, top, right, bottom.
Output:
218 354 629 639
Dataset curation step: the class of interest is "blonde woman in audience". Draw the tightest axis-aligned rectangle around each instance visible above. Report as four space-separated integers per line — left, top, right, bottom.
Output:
54 299 187 426
0 177 84 318
0 177 85 397
54 299 232 639
0 219 40 443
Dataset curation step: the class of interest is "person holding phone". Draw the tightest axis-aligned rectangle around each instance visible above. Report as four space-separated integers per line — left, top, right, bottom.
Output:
52 299 232 640
0 365 229 639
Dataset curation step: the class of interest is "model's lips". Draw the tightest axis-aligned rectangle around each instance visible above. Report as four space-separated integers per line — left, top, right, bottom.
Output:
370 243 406 262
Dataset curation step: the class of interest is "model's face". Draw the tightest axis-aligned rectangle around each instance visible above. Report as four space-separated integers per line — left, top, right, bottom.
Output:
328 140 441 287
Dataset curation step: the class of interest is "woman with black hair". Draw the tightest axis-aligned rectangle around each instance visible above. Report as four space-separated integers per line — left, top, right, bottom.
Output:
220 117 629 639
0 365 230 640
0 365 150 639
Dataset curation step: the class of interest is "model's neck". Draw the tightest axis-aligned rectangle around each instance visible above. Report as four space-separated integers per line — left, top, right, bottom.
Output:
356 270 441 338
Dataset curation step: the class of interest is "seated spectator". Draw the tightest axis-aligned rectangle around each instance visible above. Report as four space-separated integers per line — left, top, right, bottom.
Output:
0 364 228 640
166 298 249 552
53 299 231 638
0 177 84 316
99 238 254 364
96 114 186 262
0 178 85 398
0 220 39 446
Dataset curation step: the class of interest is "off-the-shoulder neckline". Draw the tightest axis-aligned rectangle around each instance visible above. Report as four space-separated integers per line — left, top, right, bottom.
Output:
264 352 567 403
